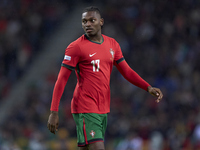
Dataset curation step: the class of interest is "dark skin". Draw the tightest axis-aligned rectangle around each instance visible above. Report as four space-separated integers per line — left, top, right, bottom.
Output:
47 11 163 150
81 11 104 43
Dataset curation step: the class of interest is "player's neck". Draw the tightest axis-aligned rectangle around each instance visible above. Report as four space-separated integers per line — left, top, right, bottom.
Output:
87 33 102 43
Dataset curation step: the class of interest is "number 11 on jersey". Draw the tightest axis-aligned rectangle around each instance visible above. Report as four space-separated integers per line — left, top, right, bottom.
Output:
91 59 100 72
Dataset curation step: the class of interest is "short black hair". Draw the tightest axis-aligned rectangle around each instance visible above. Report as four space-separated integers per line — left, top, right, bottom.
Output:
82 6 101 17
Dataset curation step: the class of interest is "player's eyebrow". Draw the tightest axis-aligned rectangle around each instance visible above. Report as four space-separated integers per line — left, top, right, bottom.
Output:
82 17 96 20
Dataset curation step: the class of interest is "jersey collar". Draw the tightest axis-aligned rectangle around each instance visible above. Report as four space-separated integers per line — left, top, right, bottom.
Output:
84 34 104 44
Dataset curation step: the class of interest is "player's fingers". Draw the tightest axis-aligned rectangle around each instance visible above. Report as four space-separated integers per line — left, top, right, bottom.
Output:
47 122 51 131
153 88 160 96
152 89 159 97
158 92 163 100
48 122 55 134
155 89 163 103
155 96 161 103
50 124 55 134
156 89 163 99
156 96 161 102
156 99 160 103
48 122 52 132
56 123 59 131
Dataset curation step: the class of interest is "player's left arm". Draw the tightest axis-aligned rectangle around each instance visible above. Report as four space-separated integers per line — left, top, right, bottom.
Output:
116 60 163 103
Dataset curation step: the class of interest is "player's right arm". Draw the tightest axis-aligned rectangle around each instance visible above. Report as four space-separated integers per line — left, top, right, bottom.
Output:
47 66 72 134
47 39 81 134
50 66 72 111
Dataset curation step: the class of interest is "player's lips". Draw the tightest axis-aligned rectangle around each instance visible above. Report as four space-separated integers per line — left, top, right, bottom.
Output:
86 28 93 32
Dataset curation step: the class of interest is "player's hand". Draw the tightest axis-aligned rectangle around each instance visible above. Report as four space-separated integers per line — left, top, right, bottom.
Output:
47 111 59 134
147 86 163 103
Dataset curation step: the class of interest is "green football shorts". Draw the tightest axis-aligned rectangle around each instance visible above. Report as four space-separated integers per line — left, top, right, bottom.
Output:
72 113 107 147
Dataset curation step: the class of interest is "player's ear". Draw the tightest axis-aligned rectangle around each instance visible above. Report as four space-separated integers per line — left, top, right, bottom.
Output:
100 18 104 27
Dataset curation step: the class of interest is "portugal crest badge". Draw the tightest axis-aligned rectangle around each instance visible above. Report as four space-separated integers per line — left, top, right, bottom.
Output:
90 130 95 138
110 48 114 59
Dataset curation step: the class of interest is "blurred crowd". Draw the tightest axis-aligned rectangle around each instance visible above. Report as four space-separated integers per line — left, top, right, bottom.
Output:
0 0 75 101
1 0 200 150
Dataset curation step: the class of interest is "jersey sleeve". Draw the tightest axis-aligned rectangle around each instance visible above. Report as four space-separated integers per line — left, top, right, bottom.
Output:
50 67 72 111
116 60 150 91
113 40 125 65
61 42 81 70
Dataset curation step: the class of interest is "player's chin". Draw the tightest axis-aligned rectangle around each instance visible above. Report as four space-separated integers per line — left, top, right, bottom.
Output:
85 31 95 36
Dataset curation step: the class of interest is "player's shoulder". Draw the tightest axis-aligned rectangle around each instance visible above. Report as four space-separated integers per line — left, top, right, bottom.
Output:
102 34 119 45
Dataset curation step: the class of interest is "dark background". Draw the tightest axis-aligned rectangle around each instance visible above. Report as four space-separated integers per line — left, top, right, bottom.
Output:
0 0 200 149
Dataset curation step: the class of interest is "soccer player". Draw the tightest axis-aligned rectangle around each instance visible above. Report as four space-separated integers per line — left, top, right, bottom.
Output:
47 6 163 150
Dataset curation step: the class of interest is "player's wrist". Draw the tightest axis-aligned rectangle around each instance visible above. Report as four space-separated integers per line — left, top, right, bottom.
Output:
147 86 152 92
50 111 58 114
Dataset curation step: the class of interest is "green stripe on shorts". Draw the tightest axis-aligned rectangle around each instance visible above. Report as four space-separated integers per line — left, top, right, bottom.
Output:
72 113 107 147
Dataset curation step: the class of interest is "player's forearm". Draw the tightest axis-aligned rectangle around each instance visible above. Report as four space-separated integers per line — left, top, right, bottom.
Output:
50 66 72 111
116 60 150 91
50 80 66 111
123 70 150 91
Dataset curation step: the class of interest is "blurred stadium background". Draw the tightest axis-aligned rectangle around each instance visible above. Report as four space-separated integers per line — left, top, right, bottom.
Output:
0 0 200 149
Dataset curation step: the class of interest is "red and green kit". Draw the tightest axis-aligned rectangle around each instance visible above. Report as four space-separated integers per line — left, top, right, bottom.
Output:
50 34 150 146
61 34 124 114
50 34 150 113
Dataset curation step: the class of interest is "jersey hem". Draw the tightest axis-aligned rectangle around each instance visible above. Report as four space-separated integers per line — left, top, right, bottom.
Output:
72 111 110 114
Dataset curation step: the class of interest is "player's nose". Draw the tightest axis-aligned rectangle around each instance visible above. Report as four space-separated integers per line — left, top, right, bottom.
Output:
85 21 92 26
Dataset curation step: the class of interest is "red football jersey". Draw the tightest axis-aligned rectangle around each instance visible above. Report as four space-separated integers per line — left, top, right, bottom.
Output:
62 34 124 114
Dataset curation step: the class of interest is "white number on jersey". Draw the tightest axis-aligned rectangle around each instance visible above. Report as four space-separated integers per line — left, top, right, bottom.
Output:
91 59 100 72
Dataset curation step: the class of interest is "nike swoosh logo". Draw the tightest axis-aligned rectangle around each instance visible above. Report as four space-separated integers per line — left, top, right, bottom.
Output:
89 53 97 57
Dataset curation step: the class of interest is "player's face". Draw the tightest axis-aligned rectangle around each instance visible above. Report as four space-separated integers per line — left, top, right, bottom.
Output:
82 11 103 37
